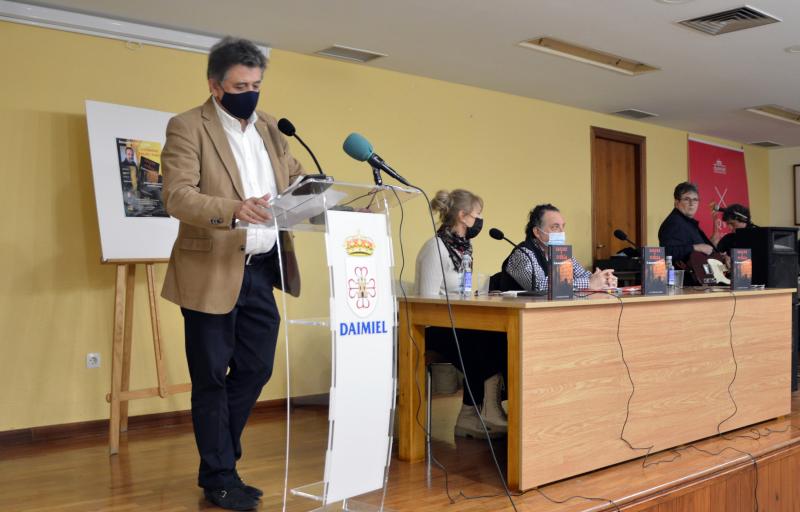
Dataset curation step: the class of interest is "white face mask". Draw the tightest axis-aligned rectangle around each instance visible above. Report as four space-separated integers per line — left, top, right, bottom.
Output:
547 231 566 246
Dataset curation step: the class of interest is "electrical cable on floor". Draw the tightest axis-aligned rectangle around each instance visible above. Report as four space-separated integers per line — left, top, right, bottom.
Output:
391 185 518 511
391 187 461 505
452 283 795 511
613 289 761 512
609 294 656 463
404 252 619 510
395 212 788 512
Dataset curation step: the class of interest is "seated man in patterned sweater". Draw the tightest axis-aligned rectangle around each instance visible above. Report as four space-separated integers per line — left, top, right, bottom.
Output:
504 204 617 292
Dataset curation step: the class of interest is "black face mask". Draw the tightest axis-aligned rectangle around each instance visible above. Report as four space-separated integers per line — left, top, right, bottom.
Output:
466 217 483 239
220 90 259 120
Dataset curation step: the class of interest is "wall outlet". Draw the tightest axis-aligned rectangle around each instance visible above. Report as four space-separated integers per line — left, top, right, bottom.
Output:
86 352 101 369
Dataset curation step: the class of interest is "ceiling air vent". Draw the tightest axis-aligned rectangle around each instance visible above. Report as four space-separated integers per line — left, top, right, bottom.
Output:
746 105 800 126
678 6 781 36
518 37 659 76
315 44 386 63
612 109 659 119
749 141 782 147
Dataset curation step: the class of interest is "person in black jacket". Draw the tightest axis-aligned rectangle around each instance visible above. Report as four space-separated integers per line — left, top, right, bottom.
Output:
714 204 754 255
658 182 715 265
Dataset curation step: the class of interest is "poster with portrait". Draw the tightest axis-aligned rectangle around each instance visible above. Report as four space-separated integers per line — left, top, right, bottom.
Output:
86 100 177 262
116 138 166 217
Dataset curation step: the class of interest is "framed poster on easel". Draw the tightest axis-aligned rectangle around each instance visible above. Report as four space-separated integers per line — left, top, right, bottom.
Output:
85 100 188 454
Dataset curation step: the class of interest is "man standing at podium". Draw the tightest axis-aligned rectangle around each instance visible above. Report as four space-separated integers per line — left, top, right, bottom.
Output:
161 36 305 511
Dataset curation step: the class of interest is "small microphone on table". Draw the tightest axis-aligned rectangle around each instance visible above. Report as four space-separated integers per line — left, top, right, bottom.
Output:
489 228 546 297
613 229 637 248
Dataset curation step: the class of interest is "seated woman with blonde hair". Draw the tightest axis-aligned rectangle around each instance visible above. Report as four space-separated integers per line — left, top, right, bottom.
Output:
414 189 507 438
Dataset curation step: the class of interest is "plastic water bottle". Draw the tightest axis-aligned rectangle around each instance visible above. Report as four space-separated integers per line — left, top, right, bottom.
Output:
459 252 473 296
666 255 675 287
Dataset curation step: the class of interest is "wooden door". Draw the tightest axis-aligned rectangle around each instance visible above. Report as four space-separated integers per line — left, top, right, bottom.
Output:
590 127 646 264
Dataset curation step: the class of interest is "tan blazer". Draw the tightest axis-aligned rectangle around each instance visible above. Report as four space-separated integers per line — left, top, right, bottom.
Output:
161 97 304 314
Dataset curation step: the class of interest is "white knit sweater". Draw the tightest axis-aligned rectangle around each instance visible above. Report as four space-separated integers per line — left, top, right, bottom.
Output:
414 237 462 296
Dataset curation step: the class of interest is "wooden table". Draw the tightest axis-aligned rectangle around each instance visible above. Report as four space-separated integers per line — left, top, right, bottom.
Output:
397 288 794 491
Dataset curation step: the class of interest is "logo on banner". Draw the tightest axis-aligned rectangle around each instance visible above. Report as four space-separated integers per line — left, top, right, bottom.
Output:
344 233 377 317
713 159 727 175
714 186 728 210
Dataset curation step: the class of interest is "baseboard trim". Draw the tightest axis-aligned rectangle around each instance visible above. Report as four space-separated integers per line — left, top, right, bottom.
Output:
0 398 286 448
290 392 330 406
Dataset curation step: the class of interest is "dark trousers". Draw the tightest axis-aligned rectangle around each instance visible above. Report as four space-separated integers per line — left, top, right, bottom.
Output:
425 327 507 406
181 251 280 489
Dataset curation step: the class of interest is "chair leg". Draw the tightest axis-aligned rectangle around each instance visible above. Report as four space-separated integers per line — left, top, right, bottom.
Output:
426 366 432 487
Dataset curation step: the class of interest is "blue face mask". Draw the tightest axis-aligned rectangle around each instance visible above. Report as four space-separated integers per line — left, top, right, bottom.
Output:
220 90 259 120
546 231 566 246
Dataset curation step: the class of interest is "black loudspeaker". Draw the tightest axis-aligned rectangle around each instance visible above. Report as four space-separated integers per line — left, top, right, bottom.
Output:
729 227 799 391
729 227 798 287
793 300 799 392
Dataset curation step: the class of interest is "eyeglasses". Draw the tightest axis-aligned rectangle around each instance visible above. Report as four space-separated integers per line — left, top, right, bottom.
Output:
679 197 700 204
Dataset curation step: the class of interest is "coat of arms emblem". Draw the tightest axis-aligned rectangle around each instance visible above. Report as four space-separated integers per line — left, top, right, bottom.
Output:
345 233 377 317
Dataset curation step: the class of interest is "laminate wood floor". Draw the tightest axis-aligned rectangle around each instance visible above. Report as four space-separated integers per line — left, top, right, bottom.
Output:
2 394 800 511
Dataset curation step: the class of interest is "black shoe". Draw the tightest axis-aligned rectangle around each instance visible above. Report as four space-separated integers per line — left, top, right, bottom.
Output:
233 474 264 499
203 487 258 511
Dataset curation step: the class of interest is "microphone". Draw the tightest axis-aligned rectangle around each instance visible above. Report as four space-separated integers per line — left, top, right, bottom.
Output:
489 228 512 243
613 229 637 248
276 117 296 136
612 229 640 258
489 228 546 297
277 118 326 177
342 133 411 186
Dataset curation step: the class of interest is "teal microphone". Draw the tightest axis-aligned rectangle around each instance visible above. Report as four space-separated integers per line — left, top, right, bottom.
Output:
342 132 373 161
342 133 411 186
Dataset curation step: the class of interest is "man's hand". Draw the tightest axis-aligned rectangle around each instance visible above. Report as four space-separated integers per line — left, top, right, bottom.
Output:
693 243 713 255
710 218 723 245
234 194 273 224
589 268 618 290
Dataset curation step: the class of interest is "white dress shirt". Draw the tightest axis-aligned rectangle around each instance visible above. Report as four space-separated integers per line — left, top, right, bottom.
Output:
213 97 278 255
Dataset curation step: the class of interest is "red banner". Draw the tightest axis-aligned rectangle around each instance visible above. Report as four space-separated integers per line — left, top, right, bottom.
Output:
687 138 749 239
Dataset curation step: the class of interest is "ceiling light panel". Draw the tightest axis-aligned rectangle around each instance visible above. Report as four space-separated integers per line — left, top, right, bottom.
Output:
518 37 659 76
745 105 800 126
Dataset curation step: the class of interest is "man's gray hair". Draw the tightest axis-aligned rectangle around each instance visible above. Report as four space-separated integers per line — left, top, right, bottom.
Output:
207 36 267 83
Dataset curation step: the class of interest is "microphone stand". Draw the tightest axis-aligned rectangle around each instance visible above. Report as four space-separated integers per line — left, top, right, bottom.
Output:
370 166 383 186
500 235 547 297
282 127 334 195
290 134 321 174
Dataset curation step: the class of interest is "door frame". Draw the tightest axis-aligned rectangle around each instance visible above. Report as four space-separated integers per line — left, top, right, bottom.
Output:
589 127 647 265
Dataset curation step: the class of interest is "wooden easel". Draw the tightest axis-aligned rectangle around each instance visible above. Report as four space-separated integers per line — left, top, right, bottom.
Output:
106 261 191 455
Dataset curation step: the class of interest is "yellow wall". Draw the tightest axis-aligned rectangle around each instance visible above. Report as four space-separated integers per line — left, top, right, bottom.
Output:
769 147 800 226
0 21 773 431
